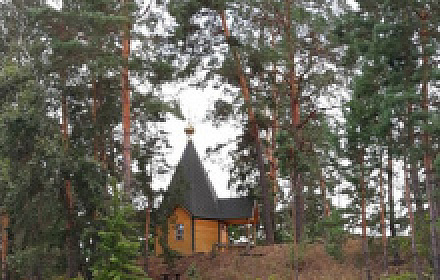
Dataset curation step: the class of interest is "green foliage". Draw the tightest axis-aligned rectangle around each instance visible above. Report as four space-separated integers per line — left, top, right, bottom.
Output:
91 181 148 280
186 263 200 280
381 273 417 280
323 210 347 261
289 242 306 267
0 61 66 278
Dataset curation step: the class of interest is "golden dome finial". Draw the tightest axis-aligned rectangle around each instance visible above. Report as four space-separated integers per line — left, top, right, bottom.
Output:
184 123 195 136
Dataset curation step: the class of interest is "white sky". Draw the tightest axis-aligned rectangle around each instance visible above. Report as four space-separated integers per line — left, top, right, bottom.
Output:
153 81 241 197
152 82 240 198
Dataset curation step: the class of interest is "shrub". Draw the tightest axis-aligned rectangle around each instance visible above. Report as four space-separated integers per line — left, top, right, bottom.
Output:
323 210 347 261
289 241 306 267
187 263 200 280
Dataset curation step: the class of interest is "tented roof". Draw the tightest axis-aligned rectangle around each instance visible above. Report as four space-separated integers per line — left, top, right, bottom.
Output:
167 140 254 220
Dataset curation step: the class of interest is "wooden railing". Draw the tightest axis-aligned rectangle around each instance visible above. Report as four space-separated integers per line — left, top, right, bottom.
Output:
211 242 255 256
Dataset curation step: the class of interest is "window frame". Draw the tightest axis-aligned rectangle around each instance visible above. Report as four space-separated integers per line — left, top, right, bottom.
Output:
175 223 184 241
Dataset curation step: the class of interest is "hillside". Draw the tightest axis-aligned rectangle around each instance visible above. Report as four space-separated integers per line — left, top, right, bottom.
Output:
146 238 419 280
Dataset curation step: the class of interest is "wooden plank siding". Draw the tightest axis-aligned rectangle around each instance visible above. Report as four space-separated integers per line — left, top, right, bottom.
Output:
194 219 219 253
155 207 193 256
155 204 258 256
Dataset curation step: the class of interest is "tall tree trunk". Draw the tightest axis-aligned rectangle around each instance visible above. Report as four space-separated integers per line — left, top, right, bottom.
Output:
419 9 439 279
92 77 105 165
270 27 279 211
320 173 330 219
379 150 388 275
291 175 299 280
1 213 8 280
403 6 423 224
409 107 423 221
122 0 131 196
264 25 280 233
404 157 421 279
360 148 371 280
62 86 77 278
36 200 44 280
220 10 275 244
387 136 399 265
408 90 423 232
92 78 99 162
266 131 277 231
145 205 151 272
285 0 304 243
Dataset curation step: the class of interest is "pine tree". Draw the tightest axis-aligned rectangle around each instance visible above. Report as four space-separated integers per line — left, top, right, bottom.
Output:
92 181 148 280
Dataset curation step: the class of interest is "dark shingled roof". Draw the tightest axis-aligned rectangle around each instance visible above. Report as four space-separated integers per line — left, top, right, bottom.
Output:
167 140 254 220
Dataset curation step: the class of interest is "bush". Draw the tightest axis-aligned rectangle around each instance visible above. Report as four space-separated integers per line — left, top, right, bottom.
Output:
323 210 347 261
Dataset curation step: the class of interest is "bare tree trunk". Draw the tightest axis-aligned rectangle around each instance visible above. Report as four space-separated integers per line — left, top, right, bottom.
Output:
404 158 421 279
291 174 299 280
145 205 151 272
360 148 371 280
403 7 423 226
387 137 399 265
220 10 274 244
1 213 8 280
409 114 423 221
92 78 99 161
270 26 280 212
379 150 388 275
62 88 77 279
320 173 330 219
407 80 423 236
285 0 304 243
122 0 131 196
266 130 277 232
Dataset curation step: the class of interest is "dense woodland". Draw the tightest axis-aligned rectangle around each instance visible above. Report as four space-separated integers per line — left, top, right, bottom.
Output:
0 0 439 279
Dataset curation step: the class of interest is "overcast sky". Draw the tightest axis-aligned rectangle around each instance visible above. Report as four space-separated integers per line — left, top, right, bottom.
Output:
152 82 240 198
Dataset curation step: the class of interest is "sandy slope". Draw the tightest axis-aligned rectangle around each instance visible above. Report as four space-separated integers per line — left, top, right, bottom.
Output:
145 238 416 280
